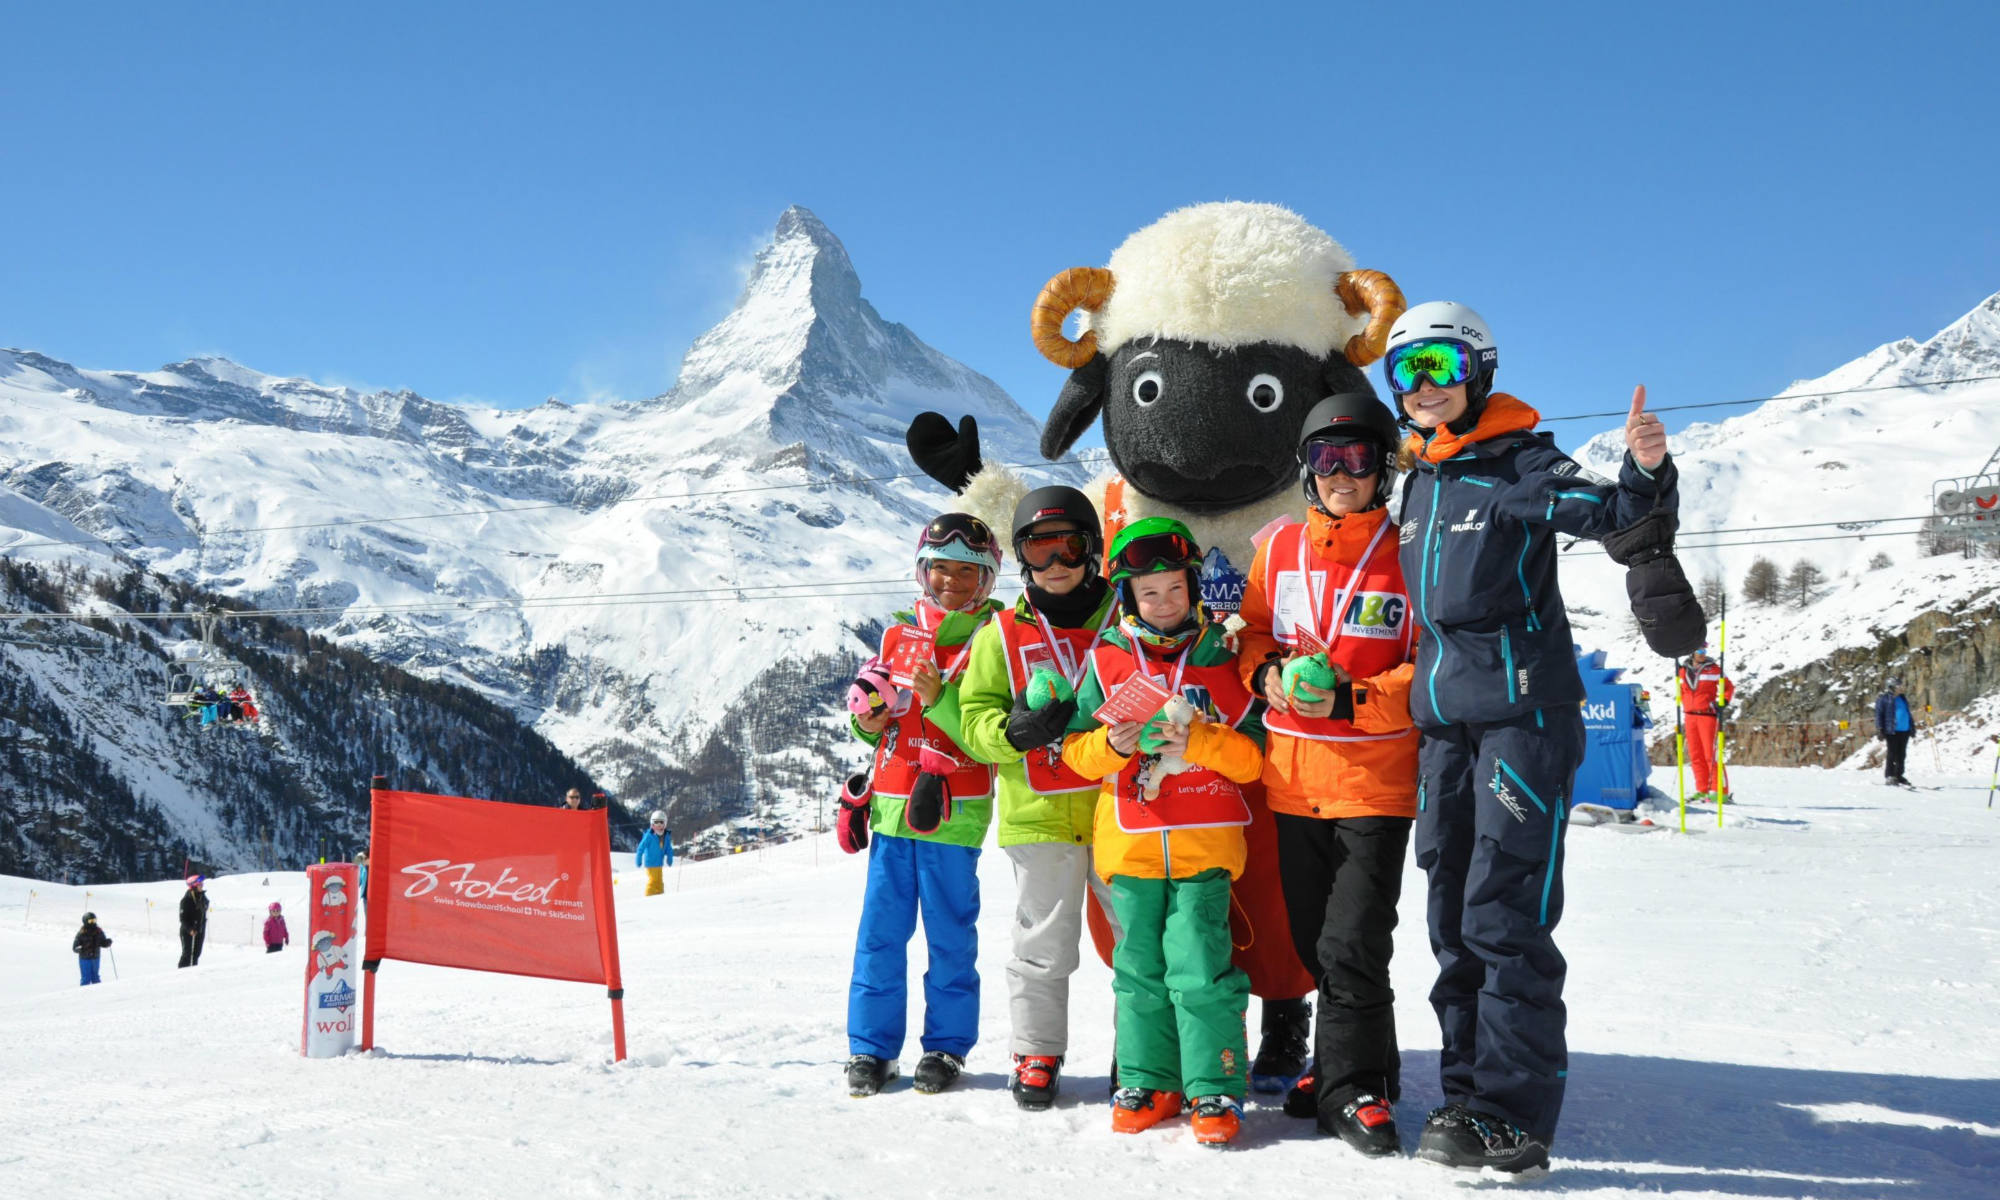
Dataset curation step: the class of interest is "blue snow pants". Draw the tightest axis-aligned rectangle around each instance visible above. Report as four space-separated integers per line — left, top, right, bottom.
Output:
79 957 101 986
1415 705 1584 1144
847 833 981 1060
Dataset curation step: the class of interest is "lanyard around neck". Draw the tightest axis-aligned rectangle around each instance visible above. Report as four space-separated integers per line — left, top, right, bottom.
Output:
1297 518 1389 655
1029 601 1118 689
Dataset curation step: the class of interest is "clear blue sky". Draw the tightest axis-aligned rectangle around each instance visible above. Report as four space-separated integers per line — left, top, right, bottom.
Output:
6 2 1997 439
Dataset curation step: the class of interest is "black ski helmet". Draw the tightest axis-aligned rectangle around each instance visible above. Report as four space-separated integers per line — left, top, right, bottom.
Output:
1297 392 1400 513
1010 485 1102 575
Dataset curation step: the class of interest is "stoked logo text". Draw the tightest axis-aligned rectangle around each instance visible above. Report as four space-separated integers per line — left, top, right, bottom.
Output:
401 859 570 906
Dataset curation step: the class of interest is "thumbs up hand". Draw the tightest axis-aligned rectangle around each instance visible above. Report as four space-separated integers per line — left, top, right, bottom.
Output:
1625 385 1668 471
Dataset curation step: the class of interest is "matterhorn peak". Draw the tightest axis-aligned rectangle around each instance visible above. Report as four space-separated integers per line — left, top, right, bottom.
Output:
765 205 861 309
669 206 866 397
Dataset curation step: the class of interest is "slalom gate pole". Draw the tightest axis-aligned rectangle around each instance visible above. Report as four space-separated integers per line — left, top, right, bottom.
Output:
21 889 30 925
1926 705 1941 771
107 945 119 980
1674 661 1688 834
1716 606 1729 828
1987 737 1999 810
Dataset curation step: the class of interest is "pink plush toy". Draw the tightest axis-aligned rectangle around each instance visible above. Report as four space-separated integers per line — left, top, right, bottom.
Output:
846 656 910 718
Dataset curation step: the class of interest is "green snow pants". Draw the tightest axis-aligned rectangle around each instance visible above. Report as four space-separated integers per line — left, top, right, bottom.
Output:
1108 869 1250 1098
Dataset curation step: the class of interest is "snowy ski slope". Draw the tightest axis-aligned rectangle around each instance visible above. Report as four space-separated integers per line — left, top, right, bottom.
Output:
2 765 1994 1198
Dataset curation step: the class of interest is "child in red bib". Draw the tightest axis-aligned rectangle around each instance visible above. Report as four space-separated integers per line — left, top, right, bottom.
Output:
1063 518 1264 1147
842 513 1002 1100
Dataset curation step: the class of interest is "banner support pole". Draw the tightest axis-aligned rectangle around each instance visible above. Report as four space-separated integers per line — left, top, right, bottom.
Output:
361 961 378 1050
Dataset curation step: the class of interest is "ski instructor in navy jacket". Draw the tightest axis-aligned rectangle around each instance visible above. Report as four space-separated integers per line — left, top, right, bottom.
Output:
1384 301 1678 1174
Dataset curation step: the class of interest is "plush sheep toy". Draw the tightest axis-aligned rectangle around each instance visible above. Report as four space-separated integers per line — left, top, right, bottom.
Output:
905 200 1408 1057
1136 695 1198 800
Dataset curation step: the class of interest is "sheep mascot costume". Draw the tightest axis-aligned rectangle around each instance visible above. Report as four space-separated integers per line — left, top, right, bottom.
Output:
907 201 1407 1090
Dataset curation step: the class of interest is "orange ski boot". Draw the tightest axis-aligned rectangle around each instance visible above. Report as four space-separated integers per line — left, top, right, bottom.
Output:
1110 1087 1184 1134
1190 1095 1243 1146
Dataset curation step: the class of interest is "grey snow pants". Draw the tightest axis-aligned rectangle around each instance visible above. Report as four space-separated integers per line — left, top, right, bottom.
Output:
1003 841 1121 1057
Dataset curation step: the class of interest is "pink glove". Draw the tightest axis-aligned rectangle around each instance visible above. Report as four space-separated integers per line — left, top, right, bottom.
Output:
835 773 871 854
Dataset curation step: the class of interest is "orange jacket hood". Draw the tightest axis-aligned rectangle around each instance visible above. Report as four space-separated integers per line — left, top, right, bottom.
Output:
1403 393 1541 465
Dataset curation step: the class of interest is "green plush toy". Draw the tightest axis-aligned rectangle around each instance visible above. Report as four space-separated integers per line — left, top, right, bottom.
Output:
1025 668 1075 711
1282 653 1344 705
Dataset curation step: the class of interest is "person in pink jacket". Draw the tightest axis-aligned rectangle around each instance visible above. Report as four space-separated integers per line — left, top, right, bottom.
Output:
264 902 289 954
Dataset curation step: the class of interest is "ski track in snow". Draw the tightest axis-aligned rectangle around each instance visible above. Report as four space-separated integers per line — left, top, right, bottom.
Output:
1 765 1996 1199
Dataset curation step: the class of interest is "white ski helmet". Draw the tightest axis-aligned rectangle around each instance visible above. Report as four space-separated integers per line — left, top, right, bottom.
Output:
1382 301 1499 424
649 809 667 825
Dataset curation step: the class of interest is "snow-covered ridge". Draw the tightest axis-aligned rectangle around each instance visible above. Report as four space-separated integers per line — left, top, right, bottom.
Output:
0 207 1076 861
1566 289 2000 729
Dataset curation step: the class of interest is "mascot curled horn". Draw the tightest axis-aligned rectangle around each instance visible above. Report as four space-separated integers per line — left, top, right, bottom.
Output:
907 201 1406 1086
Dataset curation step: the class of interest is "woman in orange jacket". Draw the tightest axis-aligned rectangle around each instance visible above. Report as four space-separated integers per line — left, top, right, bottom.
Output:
1236 393 1419 1157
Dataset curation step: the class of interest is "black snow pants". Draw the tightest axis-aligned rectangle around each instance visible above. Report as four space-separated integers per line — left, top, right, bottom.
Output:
1415 705 1584 1145
1884 732 1910 781
1274 813 1411 1117
179 926 205 968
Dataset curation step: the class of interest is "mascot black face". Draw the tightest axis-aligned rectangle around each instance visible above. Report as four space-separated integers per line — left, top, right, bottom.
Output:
1043 339 1378 515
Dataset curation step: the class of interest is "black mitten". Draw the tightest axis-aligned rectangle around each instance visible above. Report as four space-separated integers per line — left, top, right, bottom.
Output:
904 771 953 835
1603 511 1706 658
906 412 983 493
1004 697 1077 752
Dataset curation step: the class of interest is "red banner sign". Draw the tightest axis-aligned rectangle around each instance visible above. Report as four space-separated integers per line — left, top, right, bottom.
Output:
362 788 626 1059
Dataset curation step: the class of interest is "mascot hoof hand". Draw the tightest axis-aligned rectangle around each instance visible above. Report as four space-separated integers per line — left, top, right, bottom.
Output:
906 412 983 494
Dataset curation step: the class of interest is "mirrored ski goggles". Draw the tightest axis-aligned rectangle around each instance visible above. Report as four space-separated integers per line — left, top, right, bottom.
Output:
919 513 998 555
1015 530 1097 571
1385 338 1477 395
1301 438 1382 478
1111 530 1199 576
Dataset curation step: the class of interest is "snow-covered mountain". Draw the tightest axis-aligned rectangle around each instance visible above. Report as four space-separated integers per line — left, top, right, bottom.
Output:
0 207 1071 851
0 556 599 881
1565 292 2000 758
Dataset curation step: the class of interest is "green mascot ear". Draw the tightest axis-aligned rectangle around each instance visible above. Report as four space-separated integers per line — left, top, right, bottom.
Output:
1040 355 1108 460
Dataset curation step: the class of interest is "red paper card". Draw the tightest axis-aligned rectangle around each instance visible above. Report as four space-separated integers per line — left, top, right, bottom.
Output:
1093 673 1173 726
884 627 936 687
1293 622 1330 656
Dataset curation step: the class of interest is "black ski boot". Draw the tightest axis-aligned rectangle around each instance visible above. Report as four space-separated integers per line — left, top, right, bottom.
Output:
846 1054 897 1097
1011 1054 1062 1110
1416 1104 1549 1173
913 1050 965 1094
1249 996 1312 1093
1323 1091 1399 1157
1282 1062 1318 1119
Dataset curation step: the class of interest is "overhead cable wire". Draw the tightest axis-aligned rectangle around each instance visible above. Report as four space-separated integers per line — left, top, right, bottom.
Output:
1536 371 2000 424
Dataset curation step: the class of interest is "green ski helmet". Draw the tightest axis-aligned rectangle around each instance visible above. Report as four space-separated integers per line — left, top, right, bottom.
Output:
1108 517 1206 647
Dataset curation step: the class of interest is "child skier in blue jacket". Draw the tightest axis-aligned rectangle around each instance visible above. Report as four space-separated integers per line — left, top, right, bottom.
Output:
1385 301 1677 1173
636 810 674 896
